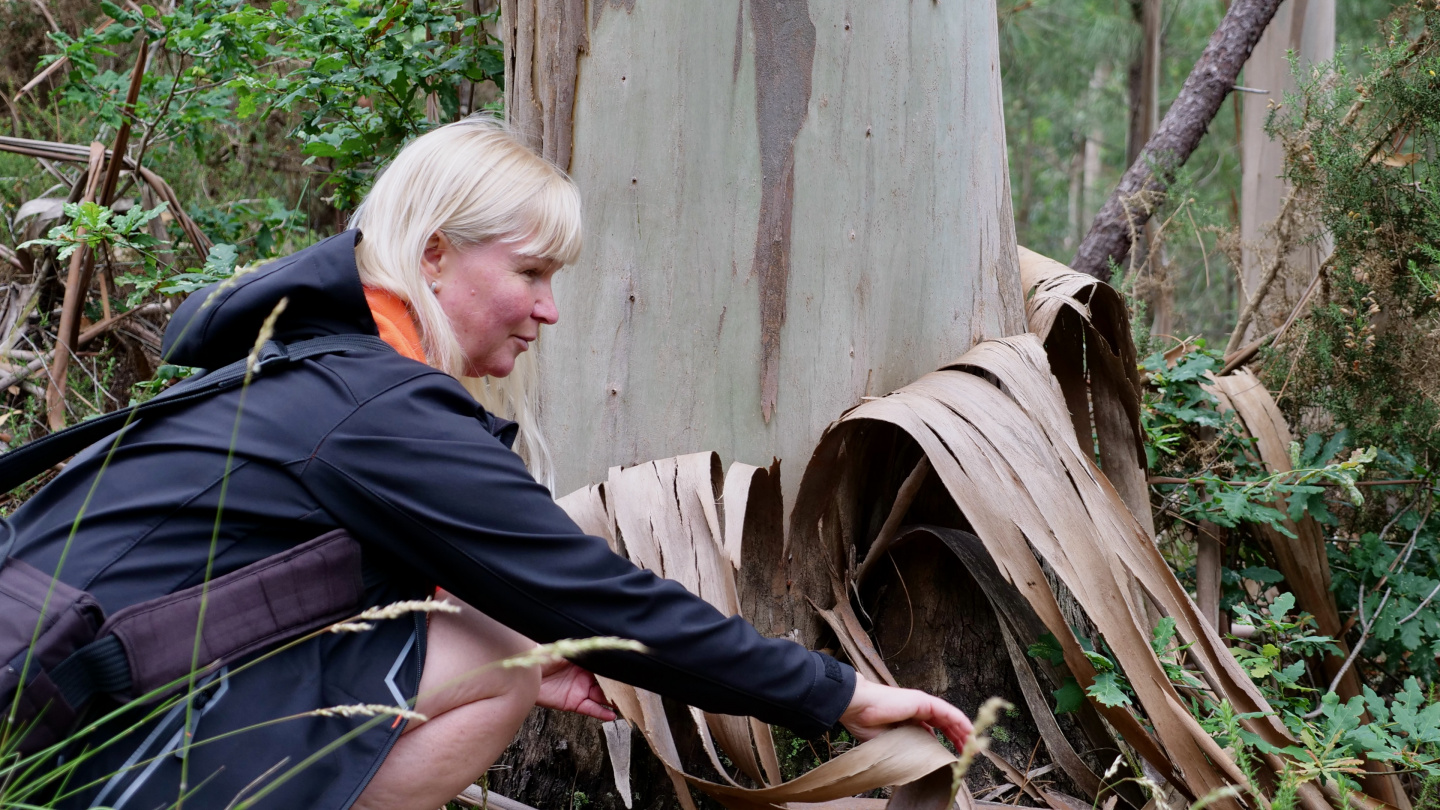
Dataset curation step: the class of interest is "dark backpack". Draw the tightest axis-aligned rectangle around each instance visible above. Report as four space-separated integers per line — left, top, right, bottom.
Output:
0 335 391 756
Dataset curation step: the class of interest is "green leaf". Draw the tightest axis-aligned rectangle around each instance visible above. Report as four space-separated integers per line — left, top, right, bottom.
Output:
1240 566 1286 585
1319 429 1350 466
236 89 257 119
1027 632 1066 667
1086 671 1132 708
1083 650 1115 672
1244 656 1273 679
1150 617 1177 655
202 243 239 276
115 201 168 233
1052 677 1085 714
1276 660 1307 685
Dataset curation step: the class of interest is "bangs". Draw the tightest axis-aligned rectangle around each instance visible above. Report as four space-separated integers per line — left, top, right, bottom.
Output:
506 175 583 266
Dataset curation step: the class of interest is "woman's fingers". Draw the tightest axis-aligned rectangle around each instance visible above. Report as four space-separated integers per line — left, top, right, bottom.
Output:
575 697 618 721
839 675 974 749
911 694 973 747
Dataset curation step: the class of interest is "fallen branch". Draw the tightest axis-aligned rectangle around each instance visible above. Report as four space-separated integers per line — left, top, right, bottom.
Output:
0 246 23 272
453 787 541 810
0 136 212 256
1071 0 1284 279
0 304 164 394
27 0 58 33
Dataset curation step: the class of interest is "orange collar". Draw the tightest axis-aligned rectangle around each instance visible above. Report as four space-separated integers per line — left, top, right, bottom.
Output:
363 286 426 363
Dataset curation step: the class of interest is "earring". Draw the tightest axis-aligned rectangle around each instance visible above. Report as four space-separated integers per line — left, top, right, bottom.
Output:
429 279 442 294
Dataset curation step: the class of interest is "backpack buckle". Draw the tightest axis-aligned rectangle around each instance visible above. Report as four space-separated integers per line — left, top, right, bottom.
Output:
251 340 291 374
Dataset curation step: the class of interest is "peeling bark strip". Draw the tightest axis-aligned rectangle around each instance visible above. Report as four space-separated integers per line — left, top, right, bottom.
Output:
1071 0 1284 280
748 0 815 422
501 0 587 170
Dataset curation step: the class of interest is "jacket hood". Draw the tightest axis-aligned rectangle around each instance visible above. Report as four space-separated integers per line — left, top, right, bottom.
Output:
162 231 378 368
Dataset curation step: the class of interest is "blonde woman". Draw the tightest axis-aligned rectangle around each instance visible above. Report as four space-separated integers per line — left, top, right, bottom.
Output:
9 117 970 810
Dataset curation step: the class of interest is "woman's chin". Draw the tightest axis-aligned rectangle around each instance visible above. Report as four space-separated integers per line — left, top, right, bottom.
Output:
467 357 516 378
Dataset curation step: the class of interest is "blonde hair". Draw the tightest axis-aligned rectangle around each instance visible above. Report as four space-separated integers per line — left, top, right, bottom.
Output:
349 115 582 490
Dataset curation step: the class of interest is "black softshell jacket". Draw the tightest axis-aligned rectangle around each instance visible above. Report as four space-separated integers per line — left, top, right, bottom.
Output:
11 231 856 809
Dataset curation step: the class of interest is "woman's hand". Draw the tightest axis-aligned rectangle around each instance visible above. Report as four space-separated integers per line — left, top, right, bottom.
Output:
536 658 617 721
839 674 973 749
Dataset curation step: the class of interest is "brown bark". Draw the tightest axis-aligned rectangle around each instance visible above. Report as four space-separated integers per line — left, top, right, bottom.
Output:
488 709 683 810
1071 0 1284 280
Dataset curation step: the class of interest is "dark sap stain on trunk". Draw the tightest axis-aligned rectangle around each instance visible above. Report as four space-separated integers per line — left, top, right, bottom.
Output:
748 0 815 422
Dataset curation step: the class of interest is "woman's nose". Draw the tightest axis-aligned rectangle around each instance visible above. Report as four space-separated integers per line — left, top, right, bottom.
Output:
534 280 559 325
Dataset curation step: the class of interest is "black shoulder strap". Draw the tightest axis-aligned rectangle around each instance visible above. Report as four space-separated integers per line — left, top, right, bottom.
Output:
0 334 394 494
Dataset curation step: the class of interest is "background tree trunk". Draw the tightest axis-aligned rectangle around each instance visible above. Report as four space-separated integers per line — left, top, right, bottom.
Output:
1238 0 1334 338
1134 0 1175 338
496 1 1027 806
527 0 1026 502
1081 62 1111 242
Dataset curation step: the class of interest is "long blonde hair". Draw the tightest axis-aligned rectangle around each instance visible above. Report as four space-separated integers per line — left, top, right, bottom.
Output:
349 115 582 489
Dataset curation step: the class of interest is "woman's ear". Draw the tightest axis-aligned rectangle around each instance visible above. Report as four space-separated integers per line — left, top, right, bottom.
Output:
420 231 448 279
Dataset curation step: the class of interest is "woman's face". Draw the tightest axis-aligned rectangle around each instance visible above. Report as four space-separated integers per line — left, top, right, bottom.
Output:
421 232 560 378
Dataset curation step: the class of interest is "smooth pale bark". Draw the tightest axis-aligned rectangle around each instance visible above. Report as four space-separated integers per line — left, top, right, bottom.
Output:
1132 0 1175 338
1239 0 1334 331
536 0 1025 498
1081 62 1111 237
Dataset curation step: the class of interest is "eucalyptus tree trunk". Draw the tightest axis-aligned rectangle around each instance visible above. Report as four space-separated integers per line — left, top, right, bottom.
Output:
1238 0 1333 336
513 0 1025 501
494 1 1026 806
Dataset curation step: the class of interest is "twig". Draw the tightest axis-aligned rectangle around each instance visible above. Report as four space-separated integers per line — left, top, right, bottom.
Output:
1310 507 1435 715
1219 328 1278 376
15 19 118 102
28 0 59 33
454 787 541 810
853 456 931 586
1225 189 1302 355
0 304 162 394
1396 581 1440 625
100 37 149 207
134 40 180 174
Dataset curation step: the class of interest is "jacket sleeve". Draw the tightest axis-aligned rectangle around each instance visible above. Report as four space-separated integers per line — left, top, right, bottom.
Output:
299 373 856 736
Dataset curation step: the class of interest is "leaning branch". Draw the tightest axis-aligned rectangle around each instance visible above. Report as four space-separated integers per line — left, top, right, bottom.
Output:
1071 0 1284 280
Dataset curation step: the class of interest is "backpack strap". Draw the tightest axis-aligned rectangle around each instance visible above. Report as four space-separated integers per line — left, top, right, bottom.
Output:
0 334 394 494
47 529 366 708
